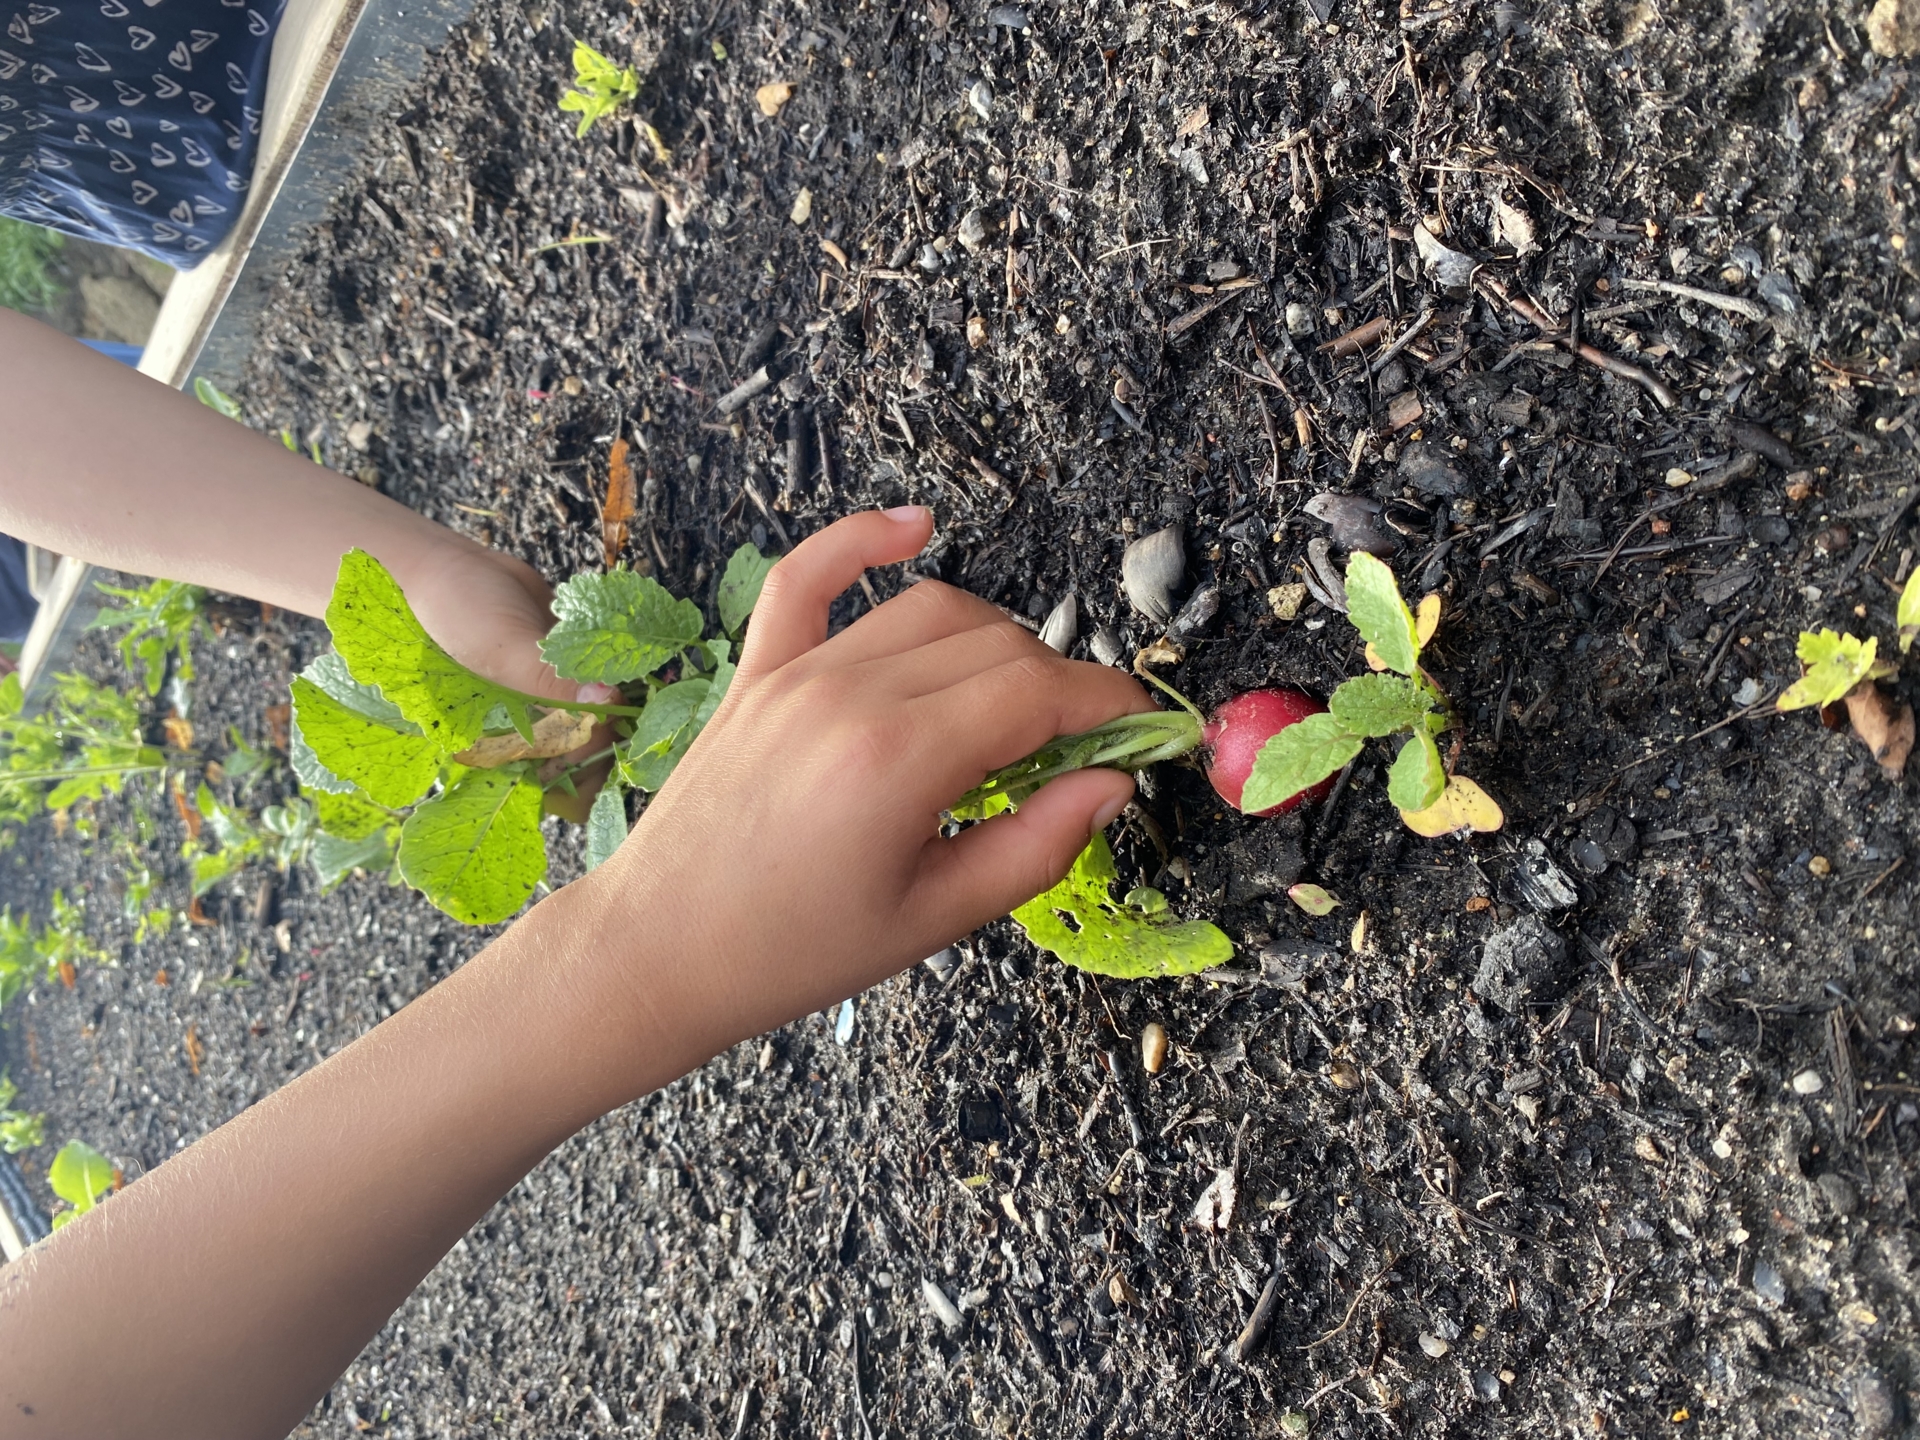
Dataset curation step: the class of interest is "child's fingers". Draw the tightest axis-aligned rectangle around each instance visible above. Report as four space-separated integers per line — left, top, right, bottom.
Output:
910 652 1156 796
910 768 1136 940
837 611 1045 701
795 578 1012 678
736 508 934 684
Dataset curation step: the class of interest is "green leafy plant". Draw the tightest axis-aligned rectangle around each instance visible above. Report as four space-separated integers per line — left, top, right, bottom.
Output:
88 577 207 697
0 891 109 1014
1011 832 1232 977
47 1139 114 1229
0 216 64 312
186 784 323 898
1243 554 1503 836
0 1074 46 1155
1776 629 1887 712
292 543 773 923
559 42 640 137
0 671 170 834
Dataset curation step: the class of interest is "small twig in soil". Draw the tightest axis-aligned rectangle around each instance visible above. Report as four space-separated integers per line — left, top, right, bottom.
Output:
1615 277 1768 322
1368 309 1433 376
1611 692 1779 774
1303 1250 1397 1350
742 480 792 551
1477 276 1677 408
1300 1369 1361 1411
1232 1269 1282 1363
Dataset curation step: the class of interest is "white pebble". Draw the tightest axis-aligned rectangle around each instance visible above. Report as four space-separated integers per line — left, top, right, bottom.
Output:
1418 1332 1451 1358
921 1278 964 1332
1791 1069 1825 1095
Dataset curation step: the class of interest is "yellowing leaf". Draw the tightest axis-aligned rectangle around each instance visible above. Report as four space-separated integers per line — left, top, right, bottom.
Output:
1415 593 1442 647
1288 882 1341 915
1777 629 1877 712
1899 566 1920 654
1399 775 1504 837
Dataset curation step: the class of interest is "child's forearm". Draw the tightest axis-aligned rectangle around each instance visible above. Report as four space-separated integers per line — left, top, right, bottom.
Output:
0 867 691 1440
0 308 484 619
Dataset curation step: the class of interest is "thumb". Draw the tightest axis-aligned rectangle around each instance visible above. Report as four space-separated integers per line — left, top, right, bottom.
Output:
915 768 1136 939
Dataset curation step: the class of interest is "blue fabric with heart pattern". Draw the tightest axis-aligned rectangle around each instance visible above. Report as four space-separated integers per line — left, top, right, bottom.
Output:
0 0 284 268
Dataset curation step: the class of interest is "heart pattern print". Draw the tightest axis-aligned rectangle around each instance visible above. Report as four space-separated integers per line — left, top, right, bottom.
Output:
0 0 284 267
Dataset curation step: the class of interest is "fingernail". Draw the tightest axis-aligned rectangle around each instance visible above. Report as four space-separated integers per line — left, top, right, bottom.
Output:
1089 790 1131 835
883 504 931 523
575 682 620 704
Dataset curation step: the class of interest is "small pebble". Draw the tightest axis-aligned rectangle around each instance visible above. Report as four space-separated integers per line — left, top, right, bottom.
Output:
1712 1137 1735 1159
1140 1021 1168 1075
923 947 960 982
1472 1370 1502 1402
1851 1368 1898 1438
956 208 989 252
1418 1332 1451 1358
1568 837 1609 875
1285 301 1315 336
1752 1257 1788 1306
1733 677 1762 706
1089 626 1126 667
1808 855 1832 877
1792 1069 1826 1095
967 78 993 120
921 1278 964 1332
1816 1172 1861 1218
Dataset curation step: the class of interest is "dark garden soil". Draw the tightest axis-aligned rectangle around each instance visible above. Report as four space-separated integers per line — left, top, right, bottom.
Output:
7 0 1920 1434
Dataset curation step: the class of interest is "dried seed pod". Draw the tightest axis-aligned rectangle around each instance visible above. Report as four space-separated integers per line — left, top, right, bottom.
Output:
1108 1272 1140 1307
1140 1021 1169 1074
1328 1058 1363 1092
1122 525 1185 624
1039 593 1078 654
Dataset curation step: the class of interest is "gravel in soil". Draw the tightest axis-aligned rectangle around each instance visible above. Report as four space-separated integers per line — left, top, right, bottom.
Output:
6 0 1920 1435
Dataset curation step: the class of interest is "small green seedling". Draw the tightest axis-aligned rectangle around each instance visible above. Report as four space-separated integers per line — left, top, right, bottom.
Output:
1011 832 1232 978
559 42 639 137
193 376 244 419
293 543 773 923
88 577 207 697
1898 565 1920 655
1775 629 1888 712
0 1074 46 1155
47 1139 114 1229
1243 553 1502 836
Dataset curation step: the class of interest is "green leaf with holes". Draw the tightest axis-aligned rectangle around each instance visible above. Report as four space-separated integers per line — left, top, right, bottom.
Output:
1011 832 1233 978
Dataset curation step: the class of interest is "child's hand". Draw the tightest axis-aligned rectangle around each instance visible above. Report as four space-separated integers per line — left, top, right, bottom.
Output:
589 506 1149 1062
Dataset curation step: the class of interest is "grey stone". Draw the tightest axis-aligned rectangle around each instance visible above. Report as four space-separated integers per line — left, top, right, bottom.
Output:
1474 915 1567 1014
1815 1172 1861 1218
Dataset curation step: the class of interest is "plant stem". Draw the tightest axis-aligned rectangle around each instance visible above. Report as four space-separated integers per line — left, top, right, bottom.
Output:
541 746 618 792
950 707 1203 817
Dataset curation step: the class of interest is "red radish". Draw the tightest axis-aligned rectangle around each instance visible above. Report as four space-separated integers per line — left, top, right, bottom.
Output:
1204 689 1334 815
